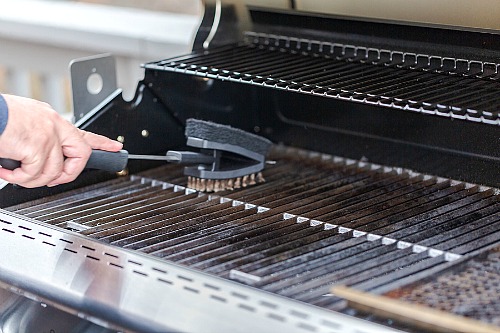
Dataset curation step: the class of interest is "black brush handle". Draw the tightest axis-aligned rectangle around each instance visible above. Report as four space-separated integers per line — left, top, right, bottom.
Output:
0 149 129 173
85 149 129 172
0 158 21 170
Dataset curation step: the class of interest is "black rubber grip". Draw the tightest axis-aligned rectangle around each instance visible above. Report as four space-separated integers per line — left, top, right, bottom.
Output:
0 149 129 173
0 158 21 170
85 149 129 172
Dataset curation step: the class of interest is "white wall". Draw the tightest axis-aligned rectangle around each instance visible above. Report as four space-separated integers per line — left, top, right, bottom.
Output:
0 0 201 118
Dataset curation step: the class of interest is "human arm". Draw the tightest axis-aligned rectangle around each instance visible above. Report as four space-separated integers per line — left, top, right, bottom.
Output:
0 93 123 188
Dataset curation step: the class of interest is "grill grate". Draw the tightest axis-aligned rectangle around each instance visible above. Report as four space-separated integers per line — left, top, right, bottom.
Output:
385 246 500 326
7 147 500 324
145 32 500 125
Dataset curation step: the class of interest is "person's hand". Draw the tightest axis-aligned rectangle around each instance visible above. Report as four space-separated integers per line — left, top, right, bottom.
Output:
0 94 123 188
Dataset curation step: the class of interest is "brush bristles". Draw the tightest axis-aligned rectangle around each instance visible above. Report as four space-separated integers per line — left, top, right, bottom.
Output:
187 172 265 192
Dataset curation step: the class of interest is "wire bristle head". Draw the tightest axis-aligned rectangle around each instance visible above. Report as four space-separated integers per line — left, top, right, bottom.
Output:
206 179 214 192
187 172 265 192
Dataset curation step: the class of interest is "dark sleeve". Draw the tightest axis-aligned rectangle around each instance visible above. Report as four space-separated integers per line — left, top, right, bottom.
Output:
0 94 8 135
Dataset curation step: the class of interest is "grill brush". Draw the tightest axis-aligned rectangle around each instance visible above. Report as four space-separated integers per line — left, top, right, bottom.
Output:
181 118 272 191
0 119 272 192
127 118 273 191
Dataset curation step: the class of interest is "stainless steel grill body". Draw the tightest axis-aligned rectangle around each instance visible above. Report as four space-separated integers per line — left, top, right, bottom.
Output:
2 204 392 333
0 1 499 331
4 148 499 331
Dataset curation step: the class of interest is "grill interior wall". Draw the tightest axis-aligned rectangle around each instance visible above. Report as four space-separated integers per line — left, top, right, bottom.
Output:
141 31 499 188
6 147 499 324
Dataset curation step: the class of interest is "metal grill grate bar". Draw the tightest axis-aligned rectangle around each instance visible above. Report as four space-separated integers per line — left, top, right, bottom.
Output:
13 178 145 217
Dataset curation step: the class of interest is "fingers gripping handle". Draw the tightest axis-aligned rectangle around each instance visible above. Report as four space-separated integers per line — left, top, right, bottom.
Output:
0 149 129 173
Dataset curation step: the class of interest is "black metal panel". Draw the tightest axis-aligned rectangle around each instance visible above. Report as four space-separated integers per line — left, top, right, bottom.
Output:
141 64 499 186
78 84 186 157
143 66 263 133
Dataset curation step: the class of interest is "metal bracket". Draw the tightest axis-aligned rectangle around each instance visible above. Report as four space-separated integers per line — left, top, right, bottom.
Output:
193 0 251 50
69 54 118 123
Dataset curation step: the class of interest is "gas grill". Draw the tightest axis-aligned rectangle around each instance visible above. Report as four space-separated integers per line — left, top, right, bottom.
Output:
0 1 499 332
